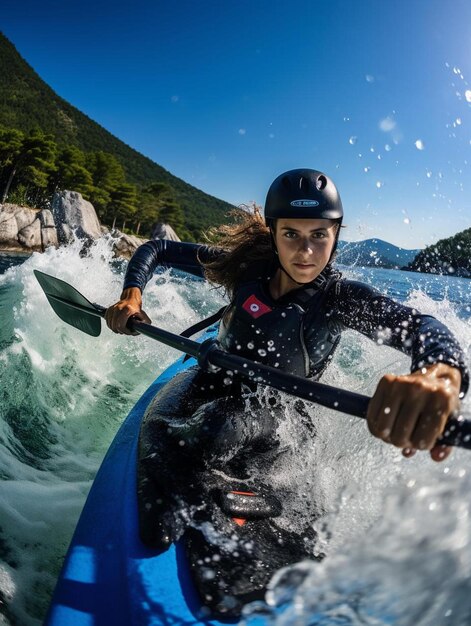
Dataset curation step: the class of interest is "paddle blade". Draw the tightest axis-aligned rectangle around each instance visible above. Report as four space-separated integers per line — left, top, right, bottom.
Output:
34 270 103 337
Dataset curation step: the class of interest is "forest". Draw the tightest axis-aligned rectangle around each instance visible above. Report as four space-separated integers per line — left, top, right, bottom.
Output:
0 32 232 241
0 125 194 239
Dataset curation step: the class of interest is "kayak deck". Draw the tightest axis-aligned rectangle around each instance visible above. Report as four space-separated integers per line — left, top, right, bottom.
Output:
45 352 238 626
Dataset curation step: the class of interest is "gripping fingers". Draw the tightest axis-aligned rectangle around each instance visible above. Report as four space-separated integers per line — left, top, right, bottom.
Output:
409 406 447 450
105 302 143 334
367 374 401 442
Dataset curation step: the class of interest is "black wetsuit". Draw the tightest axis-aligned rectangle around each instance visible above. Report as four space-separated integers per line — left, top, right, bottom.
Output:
127 239 468 617
125 239 468 386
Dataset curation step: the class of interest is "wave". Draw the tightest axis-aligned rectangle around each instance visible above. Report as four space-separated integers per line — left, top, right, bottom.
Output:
0 240 470 625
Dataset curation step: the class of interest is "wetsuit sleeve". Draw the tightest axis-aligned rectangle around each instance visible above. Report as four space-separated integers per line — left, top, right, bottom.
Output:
123 240 225 291
332 279 469 396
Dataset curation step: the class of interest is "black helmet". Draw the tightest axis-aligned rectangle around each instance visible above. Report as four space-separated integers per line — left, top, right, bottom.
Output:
264 168 343 226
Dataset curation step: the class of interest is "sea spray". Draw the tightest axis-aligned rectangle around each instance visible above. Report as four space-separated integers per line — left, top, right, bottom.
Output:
240 279 471 625
0 245 470 625
0 239 226 625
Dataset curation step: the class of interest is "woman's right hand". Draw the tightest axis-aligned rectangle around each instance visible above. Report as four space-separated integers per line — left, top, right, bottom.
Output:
105 287 152 335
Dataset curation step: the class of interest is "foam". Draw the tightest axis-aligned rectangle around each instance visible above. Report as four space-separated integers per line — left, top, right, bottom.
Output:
0 238 224 625
1 244 471 624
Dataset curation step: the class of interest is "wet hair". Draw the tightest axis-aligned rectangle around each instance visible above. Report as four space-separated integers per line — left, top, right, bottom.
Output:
201 207 273 297
201 207 343 297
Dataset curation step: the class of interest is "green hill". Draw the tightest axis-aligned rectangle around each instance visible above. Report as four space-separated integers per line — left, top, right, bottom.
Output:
0 32 233 238
405 228 471 278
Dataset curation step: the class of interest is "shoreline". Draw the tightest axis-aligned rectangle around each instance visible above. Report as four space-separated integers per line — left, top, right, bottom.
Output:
0 247 33 257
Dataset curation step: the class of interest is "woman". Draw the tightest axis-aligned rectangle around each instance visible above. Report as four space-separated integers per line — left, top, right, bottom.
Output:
105 169 467 615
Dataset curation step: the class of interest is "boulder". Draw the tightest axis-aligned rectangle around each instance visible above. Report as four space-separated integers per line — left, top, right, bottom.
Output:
15 206 38 231
0 212 19 246
151 222 180 242
39 209 59 249
18 218 42 249
0 203 37 246
0 204 60 252
39 209 55 228
111 231 147 260
109 222 181 260
52 190 102 244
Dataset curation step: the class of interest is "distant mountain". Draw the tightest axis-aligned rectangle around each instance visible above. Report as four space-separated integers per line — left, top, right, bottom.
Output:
405 228 471 278
0 32 233 238
336 238 420 269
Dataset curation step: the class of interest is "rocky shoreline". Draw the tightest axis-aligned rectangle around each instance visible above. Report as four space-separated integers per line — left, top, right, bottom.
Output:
0 190 179 259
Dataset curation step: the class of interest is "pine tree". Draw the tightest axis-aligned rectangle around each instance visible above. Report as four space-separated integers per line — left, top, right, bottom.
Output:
108 183 138 231
136 181 192 239
86 151 126 219
0 128 56 203
50 145 93 197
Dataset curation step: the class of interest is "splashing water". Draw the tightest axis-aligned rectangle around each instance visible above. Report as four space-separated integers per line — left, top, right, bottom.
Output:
241 273 471 626
0 240 225 625
1 245 471 625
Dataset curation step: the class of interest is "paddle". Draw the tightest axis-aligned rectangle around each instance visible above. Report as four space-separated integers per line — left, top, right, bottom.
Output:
34 269 471 450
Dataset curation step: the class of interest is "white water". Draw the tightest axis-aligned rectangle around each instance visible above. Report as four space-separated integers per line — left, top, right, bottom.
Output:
0 240 470 625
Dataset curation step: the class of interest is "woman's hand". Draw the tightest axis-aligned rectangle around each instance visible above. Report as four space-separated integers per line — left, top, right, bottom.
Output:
367 363 462 462
105 287 152 335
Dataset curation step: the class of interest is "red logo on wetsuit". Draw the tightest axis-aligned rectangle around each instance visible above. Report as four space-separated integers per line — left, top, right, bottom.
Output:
242 294 272 319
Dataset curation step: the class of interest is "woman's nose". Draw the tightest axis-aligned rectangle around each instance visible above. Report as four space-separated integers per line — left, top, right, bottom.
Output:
299 238 313 253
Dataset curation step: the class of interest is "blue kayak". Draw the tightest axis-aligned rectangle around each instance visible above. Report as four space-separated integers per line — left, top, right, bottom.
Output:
45 347 238 626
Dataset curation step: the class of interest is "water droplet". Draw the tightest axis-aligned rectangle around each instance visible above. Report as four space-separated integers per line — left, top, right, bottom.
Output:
343 116 350 121
384 407 391 414
426 170 432 178
364 166 370 173
465 90 471 103
379 117 396 132
385 144 392 152
376 181 384 188
415 139 425 150
238 128 246 135
404 217 410 224
456 117 462 125
349 136 357 145
365 74 375 83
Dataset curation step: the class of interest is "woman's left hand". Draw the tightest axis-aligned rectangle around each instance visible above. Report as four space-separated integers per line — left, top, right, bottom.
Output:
367 363 462 462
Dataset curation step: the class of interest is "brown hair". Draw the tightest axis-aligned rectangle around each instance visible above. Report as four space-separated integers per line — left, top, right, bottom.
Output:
201 206 274 297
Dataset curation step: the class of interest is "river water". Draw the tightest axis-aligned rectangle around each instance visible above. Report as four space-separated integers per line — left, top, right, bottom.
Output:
0 240 470 625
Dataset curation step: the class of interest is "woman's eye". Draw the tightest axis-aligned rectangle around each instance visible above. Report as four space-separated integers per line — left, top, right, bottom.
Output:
284 231 297 238
313 232 326 239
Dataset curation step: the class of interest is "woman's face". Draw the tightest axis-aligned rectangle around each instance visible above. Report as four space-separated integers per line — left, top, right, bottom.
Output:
274 218 338 284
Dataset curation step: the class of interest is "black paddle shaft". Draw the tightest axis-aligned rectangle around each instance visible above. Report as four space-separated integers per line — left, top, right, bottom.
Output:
125 320 471 451
34 270 471 450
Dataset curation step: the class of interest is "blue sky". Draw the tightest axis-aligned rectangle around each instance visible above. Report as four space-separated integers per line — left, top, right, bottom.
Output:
2 0 471 248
